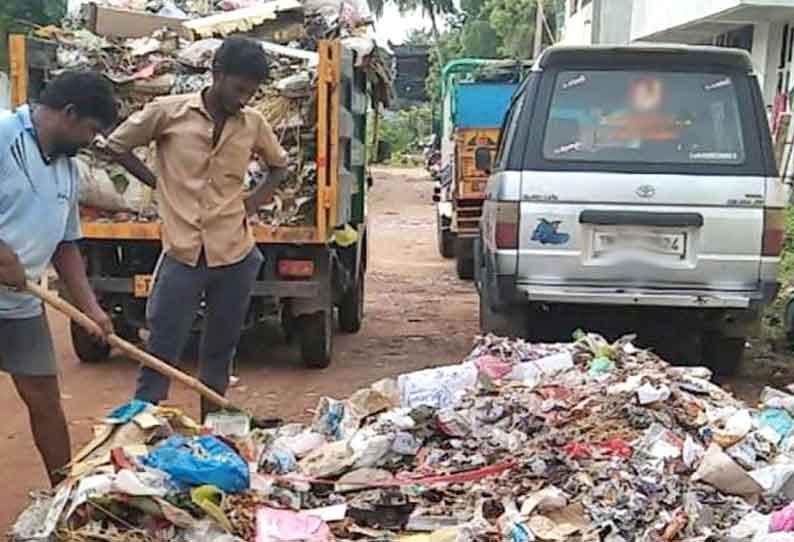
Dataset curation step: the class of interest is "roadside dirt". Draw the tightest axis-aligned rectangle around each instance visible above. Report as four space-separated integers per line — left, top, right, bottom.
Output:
0 166 479 532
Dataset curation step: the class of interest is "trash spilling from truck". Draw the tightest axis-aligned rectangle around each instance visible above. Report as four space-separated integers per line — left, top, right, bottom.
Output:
14 0 391 367
12 331 794 542
31 0 392 228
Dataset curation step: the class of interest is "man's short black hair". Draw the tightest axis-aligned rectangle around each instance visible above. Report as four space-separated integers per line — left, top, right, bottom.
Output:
39 71 117 130
212 36 269 83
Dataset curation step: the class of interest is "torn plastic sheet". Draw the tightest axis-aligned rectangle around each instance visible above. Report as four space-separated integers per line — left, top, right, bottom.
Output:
750 465 794 496
12 484 72 541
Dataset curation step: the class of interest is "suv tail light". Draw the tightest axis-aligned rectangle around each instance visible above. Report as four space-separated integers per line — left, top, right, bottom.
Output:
763 208 786 257
494 202 519 249
278 260 315 278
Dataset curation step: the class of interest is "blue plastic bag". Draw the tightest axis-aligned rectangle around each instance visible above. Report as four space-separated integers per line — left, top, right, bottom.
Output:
105 400 150 424
759 409 794 445
143 435 249 493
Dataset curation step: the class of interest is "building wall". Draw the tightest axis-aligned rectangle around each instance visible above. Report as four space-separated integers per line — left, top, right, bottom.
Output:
560 0 594 44
593 0 632 44
630 0 742 42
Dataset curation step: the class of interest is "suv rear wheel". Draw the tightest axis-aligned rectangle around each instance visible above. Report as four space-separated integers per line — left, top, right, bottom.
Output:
702 333 745 377
479 284 528 339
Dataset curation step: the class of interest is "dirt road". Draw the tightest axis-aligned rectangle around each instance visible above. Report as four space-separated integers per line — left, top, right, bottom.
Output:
0 167 479 531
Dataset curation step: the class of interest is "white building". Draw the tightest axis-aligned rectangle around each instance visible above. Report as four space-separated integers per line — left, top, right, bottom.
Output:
560 0 794 108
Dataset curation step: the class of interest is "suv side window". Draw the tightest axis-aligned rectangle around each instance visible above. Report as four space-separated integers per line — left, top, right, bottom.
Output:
494 90 525 171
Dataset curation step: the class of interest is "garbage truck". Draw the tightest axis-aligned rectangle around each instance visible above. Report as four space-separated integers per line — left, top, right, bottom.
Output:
11 36 377 369
433 59 526 279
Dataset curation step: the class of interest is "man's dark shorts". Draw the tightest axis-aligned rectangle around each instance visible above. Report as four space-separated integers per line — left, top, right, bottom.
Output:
0 313 57 376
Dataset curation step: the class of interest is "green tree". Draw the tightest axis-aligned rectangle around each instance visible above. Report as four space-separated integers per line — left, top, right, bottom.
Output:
0 0 66 69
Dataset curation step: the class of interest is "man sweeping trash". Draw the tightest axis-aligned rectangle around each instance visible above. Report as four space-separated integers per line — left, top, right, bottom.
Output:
0 71 117 485
105 36 289 419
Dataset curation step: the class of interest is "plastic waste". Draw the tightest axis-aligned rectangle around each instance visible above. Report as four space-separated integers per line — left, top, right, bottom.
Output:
392 432 421 455
508 352 574 384
11 484 71 541
474 355 514 380
158 1 188 17
760 409 794 445
762 388 794 414
184 520 247 542
520 486 567 516
712 409 753 448
143 435 250 493
299 440 355 477
397 363 478 409
256 507 331 542
750 465 794 496
274 431 326 458
192 485 233 532
636 382 671 405
587 357 615 377
113 468 170 497
771 502 794 533
204 411 251 438
351 430 393 468
263 447 298 475
683 435 705 469
105 399 151 424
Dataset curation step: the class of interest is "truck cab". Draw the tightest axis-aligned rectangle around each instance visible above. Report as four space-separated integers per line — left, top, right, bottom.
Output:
477 45 784 374
434 60 526 279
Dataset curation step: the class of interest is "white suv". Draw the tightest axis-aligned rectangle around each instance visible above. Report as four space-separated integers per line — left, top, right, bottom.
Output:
476 45 785 374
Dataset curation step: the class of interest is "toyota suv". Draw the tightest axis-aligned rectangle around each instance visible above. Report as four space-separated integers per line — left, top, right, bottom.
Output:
475 45 785 374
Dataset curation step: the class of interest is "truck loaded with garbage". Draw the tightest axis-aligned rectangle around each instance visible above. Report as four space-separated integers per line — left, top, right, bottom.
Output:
10 0 393 368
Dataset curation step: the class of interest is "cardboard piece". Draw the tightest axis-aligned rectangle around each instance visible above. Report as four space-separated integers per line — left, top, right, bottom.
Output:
84 2 190 39
692 444 764 497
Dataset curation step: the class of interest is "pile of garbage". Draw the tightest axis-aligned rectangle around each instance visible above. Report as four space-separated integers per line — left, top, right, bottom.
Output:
37 0 391 227
15 331 794 542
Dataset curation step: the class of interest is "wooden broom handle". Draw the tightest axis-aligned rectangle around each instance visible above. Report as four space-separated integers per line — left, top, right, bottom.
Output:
26 281 235 411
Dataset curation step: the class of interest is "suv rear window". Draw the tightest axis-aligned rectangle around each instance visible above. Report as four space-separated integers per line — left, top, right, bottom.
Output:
542 71 745 165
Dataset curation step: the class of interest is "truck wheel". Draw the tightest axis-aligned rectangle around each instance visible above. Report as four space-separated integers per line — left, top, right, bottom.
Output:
299 310 333 369
339 278 364 333
479 285 528 339
437 212 455 259
71 320 111 364
114 320 140 343
702 333 745 377
456 254 474 280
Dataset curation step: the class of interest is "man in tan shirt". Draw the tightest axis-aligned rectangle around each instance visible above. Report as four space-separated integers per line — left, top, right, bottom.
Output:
106 37 289 418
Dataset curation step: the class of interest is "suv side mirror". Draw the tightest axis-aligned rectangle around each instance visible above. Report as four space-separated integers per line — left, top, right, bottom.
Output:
475 148 492 173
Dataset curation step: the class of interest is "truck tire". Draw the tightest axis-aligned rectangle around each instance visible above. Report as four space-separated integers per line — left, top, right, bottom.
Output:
299 310 333 369
115 320 140 343
71 320 111 364
339 277 364 333
702 333 745 377
479 284 528 339
437 212 455 259
456 254 474 280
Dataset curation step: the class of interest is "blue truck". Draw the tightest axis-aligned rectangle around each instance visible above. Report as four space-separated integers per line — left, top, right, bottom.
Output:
433 59 526 279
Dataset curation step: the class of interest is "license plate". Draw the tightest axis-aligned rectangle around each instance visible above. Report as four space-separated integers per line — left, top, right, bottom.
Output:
594 231 686 257
133 275 154 298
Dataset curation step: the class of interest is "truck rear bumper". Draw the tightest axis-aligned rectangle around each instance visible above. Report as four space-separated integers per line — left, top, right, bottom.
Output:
515 283 771 309
88 277 321 298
